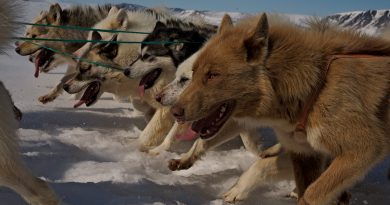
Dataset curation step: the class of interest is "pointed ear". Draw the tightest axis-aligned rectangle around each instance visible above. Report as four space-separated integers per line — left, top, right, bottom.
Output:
154 21 166 31
98 34 119 59
244 13 269 64
47 3 62 25
91 31 102 42
116 9 128 28
218 14 233 34
108 6 119 16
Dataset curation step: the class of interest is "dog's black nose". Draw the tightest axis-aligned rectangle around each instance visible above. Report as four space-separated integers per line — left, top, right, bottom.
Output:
123 68 131 77
155 93 163 103
15 47 21 54
63 84 70 92
171 105 185 118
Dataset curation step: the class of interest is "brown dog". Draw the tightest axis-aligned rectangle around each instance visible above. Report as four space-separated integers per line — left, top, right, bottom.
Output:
172 13 390 205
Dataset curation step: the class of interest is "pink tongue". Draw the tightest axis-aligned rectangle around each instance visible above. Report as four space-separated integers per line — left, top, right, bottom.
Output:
73 100 86 108
34 58 40 78
138 85 145 98
175 127 198 141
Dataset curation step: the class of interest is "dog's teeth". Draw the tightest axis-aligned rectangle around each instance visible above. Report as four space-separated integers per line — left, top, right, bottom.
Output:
219 113 223 118
220 106 226 113
206 130 211 134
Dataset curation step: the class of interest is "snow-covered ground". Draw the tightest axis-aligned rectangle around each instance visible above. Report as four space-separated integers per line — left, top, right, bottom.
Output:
1 1 390 205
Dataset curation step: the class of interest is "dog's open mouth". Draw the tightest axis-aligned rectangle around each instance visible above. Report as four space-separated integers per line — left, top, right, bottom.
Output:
138 68 162 97
73 81 101 108
191 100 236 140
34 49 54 78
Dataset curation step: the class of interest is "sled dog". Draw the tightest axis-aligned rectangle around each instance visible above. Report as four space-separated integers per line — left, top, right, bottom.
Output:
172 13 390 205
0 1 59 204
63 10 215 150
16 3 112 104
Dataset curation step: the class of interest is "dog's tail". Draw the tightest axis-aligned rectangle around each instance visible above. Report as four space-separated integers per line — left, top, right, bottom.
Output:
0 0 20 53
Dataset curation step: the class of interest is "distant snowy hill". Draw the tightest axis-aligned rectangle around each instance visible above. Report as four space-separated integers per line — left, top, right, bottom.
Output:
118 4 390 35
326 10 390 35
25 1 390 35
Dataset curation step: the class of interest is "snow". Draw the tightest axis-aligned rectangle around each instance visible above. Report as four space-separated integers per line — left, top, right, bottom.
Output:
1 1 390 205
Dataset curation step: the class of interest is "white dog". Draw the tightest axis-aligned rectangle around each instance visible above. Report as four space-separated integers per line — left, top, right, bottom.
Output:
0 82 59 205
0 1 59 204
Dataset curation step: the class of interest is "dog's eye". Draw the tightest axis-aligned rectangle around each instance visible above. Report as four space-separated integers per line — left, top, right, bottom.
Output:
142 53 151 60
179 77 189 84
32 34 37 39
207 72 220 80
142 53 155 62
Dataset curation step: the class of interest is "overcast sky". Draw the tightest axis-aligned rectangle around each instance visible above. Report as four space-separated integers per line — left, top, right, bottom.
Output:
61 0 390 16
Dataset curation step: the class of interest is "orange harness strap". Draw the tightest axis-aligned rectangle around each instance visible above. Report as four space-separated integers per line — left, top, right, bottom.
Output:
295 54 390 134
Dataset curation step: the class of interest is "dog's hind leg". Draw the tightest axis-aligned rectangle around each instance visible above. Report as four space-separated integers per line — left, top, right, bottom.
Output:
224 152 294 203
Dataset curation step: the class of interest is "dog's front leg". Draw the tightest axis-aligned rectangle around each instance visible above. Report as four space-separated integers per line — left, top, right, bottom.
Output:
290 152 324 200
148 122 190 156
259 143 283 158
301 149 382 205
138 107 175 152
38 65 75 104
239 128 261 156
38 81 64 104
169 120 242 171
224 152 294 203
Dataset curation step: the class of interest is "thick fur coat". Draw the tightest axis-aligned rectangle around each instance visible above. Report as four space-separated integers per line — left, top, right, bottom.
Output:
173 13 390 205
0 1 59 204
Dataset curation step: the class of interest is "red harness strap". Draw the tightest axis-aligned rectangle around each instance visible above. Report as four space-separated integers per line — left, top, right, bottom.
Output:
295 54 390 134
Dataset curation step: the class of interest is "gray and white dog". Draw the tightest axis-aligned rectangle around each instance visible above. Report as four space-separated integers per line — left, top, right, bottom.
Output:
15 3 113 104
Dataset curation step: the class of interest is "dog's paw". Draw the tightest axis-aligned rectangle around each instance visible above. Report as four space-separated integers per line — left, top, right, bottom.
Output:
138 144 152 153
223 184 249 203
337 191 351 205
285 190 298 200
38 95 56 104
168 158 194 171
147 147 163 156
